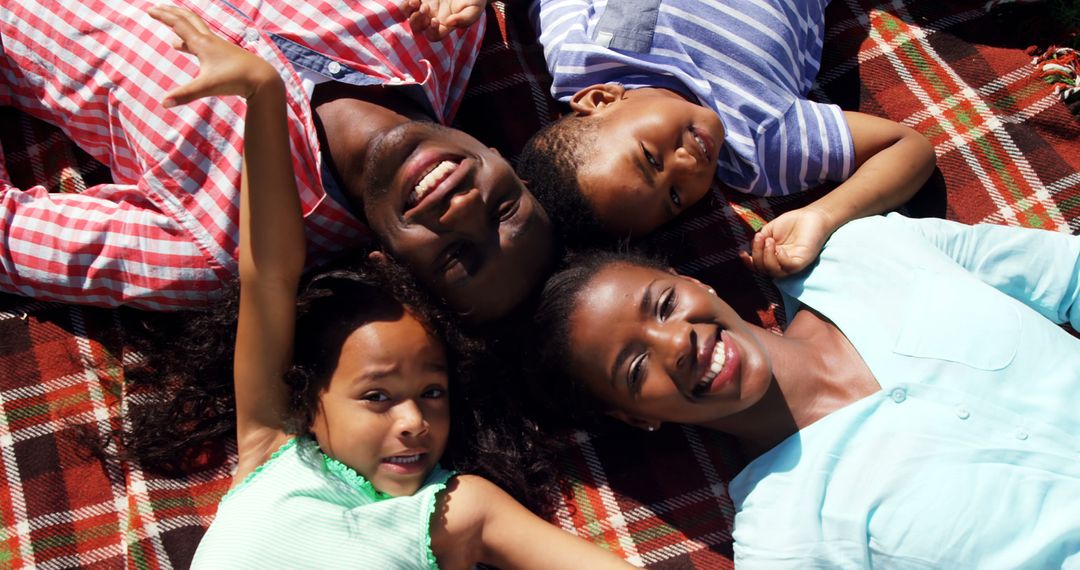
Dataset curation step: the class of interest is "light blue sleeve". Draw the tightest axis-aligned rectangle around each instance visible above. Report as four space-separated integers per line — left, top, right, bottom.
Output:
891 213 1080 330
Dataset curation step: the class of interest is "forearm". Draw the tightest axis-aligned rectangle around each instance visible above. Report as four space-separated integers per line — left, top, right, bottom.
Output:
808 124 935 234
0 184 227 309
239 77 305 284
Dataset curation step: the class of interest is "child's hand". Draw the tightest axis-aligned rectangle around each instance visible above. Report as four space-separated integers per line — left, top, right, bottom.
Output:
148 5 280 107
739 207 832 278
403 0 485 41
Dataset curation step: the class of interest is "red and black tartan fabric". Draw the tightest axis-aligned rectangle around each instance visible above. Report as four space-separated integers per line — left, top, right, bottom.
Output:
1 1 1077 568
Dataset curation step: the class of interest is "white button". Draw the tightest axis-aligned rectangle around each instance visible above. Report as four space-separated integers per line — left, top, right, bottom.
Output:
890 388 906 403
244 28 259 43
1014 429 1029 441
327 61 343 76
955 406 970 420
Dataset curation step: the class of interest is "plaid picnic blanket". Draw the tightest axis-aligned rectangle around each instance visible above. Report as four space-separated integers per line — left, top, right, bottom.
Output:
1 0 1077 568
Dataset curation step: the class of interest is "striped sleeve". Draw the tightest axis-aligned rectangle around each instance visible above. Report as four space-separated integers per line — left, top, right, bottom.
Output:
756 99 854 196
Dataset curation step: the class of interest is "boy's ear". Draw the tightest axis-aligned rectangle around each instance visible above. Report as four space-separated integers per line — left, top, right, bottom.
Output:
570 83 625 115
607 410 661 432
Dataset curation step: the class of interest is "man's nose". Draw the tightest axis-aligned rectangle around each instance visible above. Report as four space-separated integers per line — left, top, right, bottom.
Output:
438 187 489 240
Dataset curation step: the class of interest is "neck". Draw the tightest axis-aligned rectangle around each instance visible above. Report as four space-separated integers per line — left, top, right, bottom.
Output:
702 310 878 458
312 83 431 203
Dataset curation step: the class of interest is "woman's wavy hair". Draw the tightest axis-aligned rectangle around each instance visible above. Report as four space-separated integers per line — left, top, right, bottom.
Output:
119 255 560 514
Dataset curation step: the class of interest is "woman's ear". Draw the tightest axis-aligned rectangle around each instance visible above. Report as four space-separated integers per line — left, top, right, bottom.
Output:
570 83 625 115
607 410 661 432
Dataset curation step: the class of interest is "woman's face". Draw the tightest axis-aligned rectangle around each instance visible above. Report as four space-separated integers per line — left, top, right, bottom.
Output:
566 263 772 427
311 312 450 497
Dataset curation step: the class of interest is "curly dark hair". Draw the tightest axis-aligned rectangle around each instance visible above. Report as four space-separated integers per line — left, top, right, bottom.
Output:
119 254 561 515
526 249 667 426
517 114 612 248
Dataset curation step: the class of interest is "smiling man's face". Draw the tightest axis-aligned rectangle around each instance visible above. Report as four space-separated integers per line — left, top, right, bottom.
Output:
357 122 554 323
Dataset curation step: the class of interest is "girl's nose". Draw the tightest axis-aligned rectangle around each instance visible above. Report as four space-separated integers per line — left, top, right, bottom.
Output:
395 400 430 438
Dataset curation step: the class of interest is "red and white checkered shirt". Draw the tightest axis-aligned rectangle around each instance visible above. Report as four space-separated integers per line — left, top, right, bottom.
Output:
0 0 483 310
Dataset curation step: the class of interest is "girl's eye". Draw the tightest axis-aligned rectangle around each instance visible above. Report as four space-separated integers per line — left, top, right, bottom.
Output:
627 353 648 393
642 144 661 170
657 288 677 320
361 392 389 403
423 387 447 399
670 187 682 208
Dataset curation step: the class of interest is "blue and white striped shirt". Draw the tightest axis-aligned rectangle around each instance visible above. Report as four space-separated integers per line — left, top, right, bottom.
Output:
532 0 855 197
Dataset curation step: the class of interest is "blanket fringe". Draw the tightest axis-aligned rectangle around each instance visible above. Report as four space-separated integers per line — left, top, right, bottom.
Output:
1030 45 1080 115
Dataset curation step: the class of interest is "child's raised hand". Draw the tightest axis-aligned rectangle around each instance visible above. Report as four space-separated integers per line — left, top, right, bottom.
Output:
403 0 485 41
740 207 832 278
148 5 279 107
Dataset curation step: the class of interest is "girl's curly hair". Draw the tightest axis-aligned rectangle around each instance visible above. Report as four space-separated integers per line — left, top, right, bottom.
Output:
119 254 561 515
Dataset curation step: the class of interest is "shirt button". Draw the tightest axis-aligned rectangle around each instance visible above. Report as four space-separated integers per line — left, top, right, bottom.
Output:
955 405 970 420
1014 429 1029 441
327 61 343 76
890 388 906 403
244 28 259 43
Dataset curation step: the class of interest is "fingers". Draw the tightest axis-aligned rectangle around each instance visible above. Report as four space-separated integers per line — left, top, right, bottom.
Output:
743 232 785 278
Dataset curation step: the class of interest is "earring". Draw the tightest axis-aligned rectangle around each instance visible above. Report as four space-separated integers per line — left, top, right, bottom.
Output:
707 287 717 296
646 425 658 432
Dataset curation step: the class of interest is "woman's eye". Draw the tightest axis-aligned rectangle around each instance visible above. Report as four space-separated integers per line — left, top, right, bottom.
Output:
361 392 389 402
642 144 661 170
670 187 682 208
657 288 677 320
627 354 648 392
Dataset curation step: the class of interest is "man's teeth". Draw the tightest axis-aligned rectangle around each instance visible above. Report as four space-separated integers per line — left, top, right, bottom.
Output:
385 454 422 465
411 160 456 205
696 340 727 392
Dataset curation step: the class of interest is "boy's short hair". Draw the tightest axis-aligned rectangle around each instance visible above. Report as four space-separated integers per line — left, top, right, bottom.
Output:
517 114 610 247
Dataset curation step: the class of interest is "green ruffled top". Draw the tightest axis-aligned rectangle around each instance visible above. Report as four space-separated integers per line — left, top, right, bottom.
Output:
191 437 455 569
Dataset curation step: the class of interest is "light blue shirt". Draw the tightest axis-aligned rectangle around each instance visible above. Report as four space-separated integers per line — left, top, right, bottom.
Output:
531 0 854 197
729 214 1080 568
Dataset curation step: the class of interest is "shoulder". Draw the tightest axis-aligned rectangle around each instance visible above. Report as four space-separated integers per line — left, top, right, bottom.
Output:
428 475 501 568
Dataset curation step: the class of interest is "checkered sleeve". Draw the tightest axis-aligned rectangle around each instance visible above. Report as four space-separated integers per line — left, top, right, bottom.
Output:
0 176 228 310
0 0 243 310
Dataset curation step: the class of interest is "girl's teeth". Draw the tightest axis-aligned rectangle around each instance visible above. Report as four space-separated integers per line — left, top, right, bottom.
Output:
697 339 727 392
386 454 421 464
691 131 708 159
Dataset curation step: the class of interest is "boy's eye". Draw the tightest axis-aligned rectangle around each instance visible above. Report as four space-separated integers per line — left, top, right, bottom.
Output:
669 187 682 208
641 143 661 170
360 392 390 402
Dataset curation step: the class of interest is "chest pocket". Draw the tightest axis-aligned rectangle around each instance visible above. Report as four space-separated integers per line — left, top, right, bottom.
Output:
893 268 1021 370
593 0 662 52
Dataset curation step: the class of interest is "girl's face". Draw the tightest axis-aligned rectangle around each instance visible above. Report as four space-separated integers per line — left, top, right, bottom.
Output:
566 263 772 428
311 312 450 497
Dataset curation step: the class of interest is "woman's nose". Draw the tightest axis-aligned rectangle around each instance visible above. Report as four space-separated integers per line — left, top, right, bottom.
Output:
645 320 695 374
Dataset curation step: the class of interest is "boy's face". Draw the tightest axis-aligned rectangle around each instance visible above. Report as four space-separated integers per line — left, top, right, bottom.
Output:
573 86 724 237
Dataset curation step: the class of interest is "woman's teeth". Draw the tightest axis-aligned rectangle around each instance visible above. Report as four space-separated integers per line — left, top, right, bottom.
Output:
385 454 422 465
409 160 456 206
695 339 727 395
